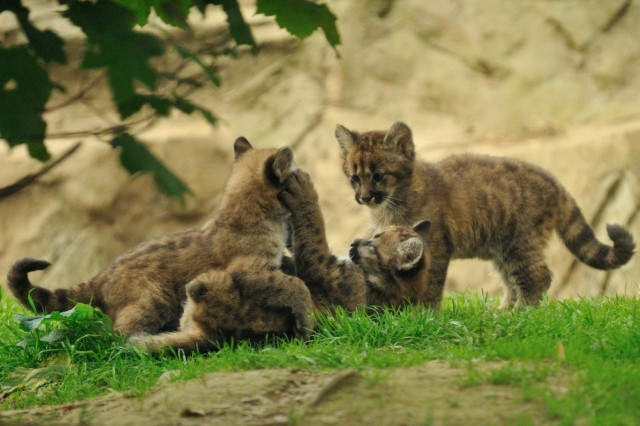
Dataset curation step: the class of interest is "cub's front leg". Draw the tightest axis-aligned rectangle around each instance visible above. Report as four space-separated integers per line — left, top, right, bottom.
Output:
278 170 333 279
280 170 330 239
279 170 367 310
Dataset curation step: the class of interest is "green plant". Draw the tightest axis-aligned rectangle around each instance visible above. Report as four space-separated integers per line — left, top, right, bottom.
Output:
0 0 340 201
1 289 639 424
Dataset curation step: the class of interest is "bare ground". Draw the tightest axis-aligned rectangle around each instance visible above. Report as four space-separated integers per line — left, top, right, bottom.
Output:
0 361 571 425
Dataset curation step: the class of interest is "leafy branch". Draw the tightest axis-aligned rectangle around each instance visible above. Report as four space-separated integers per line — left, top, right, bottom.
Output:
0 0 340 202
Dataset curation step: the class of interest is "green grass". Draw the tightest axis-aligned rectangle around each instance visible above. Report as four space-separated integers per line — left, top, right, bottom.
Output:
1 287 639 424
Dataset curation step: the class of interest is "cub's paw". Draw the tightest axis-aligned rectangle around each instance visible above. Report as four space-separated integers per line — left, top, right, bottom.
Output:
278 170 318 211
127 333 153 352
292 309 315 340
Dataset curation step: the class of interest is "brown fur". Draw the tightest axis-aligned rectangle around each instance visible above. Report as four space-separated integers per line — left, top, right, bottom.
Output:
8 138 314 346
142 170 433 355
278 170 432 309
335 121 636 309
129 265 297 354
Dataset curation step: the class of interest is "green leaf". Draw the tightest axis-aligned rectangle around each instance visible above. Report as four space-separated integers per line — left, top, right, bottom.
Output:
13 303 100 333
112 0 154 26
63 0 165 119
154 0 192 28
174 97 217 125
218 0 258 52
256 0 340 50
0 46 52 160
175 44 221 87
41 329 69 344
117 95 147 119
113 0 191 28
14 310 70 332
70 303 98 321
1 0 67 64
111 133 192 201
14 314 45 332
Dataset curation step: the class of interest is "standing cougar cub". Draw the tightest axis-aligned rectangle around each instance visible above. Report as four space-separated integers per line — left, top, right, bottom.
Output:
279 170 432 309
8 138 314 343
335 121 635 309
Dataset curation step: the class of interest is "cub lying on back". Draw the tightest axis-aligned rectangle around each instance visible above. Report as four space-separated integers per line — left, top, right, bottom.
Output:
8 138 314 342
279 170 432 310
335 121 635 309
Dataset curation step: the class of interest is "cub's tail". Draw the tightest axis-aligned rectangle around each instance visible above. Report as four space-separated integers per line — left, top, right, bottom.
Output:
7 258 94 313
556 199 635 270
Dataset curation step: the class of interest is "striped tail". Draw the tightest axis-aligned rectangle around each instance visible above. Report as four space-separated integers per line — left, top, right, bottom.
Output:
556 201 635 270
7 258 93 313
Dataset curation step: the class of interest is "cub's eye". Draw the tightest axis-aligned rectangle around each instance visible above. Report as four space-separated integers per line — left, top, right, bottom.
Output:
366 240 375 247
372 173 384 182
351 175 360 183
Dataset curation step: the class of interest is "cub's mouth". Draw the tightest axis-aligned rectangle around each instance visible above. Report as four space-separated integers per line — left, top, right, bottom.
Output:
349 239 374 264
348 242 358 261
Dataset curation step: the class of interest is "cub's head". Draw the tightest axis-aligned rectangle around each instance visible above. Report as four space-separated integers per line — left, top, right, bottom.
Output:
224 137 296 217
349 220 431 305
335 122 415 208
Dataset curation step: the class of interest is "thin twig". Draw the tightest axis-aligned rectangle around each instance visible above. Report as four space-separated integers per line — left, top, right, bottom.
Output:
46 114 158 139
0 142 82 199
44 73 105 113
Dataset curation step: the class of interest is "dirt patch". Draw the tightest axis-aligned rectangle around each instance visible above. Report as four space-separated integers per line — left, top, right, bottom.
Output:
0 361 568 425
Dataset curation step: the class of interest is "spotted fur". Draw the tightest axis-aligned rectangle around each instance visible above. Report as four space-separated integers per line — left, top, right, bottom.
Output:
278 170 432 309
8 138 314 349
335 121 635 308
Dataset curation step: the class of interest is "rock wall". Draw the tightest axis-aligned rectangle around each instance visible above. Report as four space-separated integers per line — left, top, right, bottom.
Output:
1 0 638 298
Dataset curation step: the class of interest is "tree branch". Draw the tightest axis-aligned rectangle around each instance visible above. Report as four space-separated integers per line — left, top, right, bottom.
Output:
0 142 82 200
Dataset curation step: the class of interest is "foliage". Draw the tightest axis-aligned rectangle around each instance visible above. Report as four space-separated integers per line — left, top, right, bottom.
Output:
0 0 340 202
0 290 639 424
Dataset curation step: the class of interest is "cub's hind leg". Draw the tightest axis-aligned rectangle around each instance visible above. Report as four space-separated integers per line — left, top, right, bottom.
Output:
421 240 452 309
499 245 552 308
113 303 177 336
493 260 522 310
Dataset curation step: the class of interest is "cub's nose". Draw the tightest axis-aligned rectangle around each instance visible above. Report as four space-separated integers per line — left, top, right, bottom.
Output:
349 240 363 260
360 195 373 204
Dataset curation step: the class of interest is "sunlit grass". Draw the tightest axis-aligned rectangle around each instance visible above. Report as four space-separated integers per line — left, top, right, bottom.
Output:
0 287 638 424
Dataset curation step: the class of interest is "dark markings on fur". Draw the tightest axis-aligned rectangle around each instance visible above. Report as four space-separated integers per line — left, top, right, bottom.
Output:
9 143 316 351
279 169 430 312
337 122 635 307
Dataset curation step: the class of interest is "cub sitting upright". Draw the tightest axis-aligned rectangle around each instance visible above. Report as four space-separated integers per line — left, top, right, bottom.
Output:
279 170 432 309
335 121 635 309
8 138 314 338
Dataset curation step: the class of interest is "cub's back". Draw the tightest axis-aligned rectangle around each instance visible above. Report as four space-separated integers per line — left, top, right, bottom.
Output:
435 153 563 213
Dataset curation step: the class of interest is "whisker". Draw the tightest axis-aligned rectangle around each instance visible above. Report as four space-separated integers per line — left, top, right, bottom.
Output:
376 194 408 226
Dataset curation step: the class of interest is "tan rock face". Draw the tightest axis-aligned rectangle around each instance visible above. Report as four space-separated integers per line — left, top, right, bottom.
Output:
1 0 638 298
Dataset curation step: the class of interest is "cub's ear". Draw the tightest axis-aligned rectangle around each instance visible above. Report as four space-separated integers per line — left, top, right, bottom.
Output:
394 237 424 272
335 124 356 157
383 121 414 160
412 220 431 240
272 146 295 183
234 137 253 160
